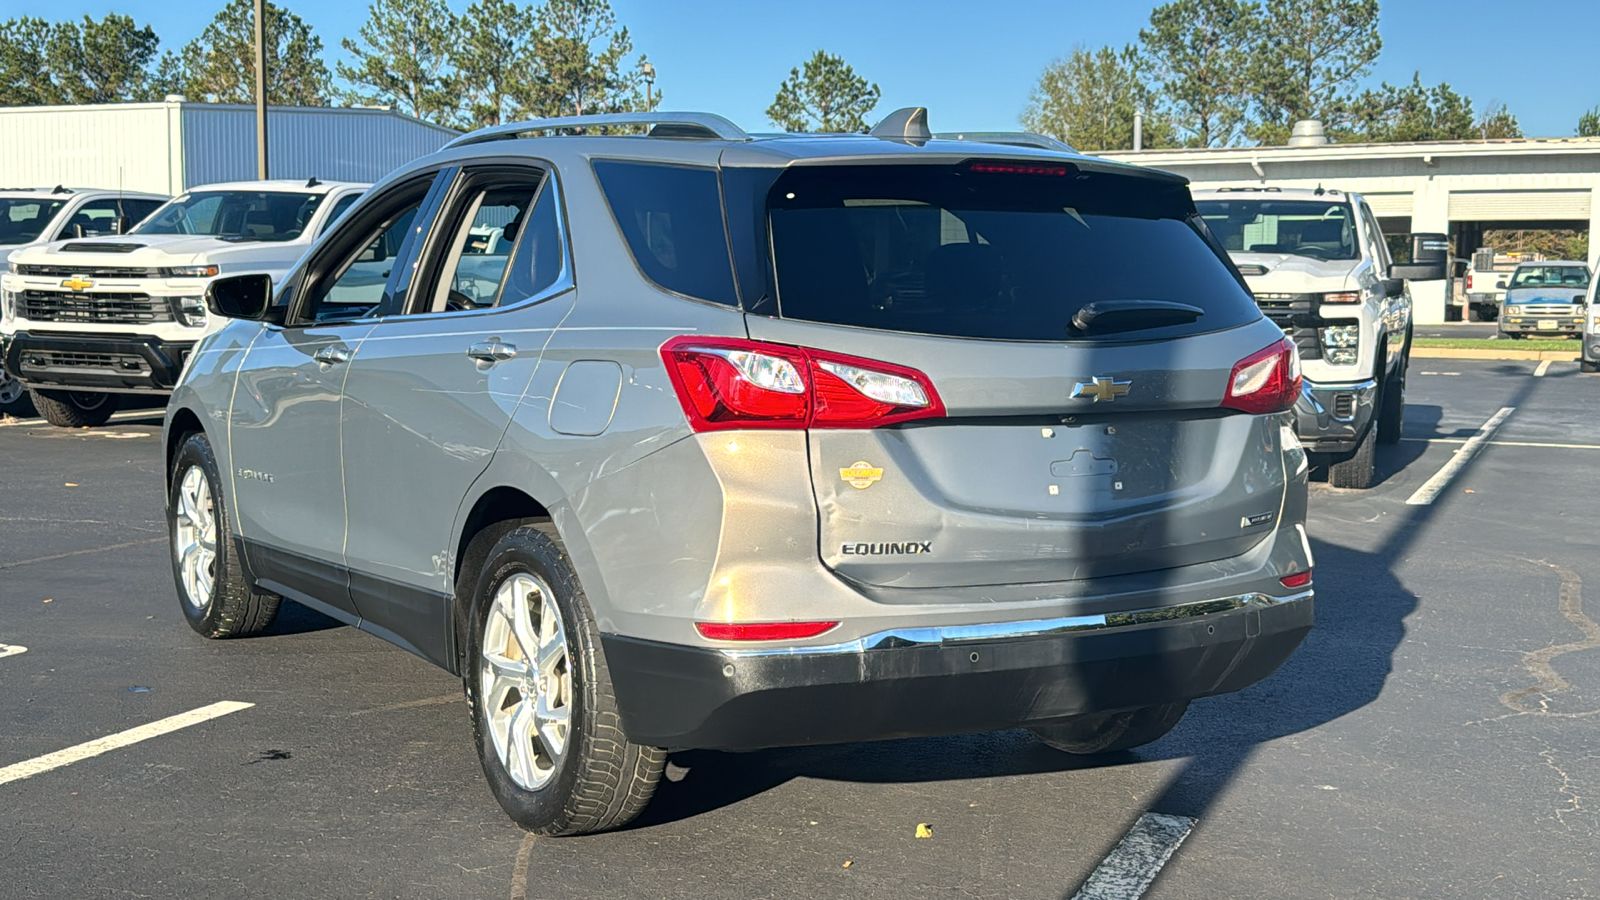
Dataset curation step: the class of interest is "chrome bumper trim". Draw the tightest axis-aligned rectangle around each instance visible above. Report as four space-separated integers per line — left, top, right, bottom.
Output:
719 589 1314 658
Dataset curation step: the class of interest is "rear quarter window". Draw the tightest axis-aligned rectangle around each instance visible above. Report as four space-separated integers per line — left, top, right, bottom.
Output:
765 163 1259 341
592 160 738 305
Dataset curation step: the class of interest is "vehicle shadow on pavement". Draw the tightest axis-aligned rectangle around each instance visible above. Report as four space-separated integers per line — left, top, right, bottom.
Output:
258 599 345 636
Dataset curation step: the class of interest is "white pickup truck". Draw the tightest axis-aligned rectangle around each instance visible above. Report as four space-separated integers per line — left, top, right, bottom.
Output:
1 179 365 425
1194 186 1443 489
0 187 169 414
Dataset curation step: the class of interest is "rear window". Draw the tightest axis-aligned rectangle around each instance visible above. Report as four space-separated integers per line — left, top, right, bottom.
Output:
1195 198 1359 261
593 160 738 305
766 163 1257 341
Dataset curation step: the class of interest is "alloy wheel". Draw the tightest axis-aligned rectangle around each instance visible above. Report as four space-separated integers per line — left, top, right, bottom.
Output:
480 571 572 791
173 465 217 610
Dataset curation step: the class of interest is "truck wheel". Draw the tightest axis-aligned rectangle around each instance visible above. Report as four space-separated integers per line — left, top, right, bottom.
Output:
29 388 115 427
0 370 33 416
464 523 665 835
1581 360 1598 374
169 432 281 637
1328 424 1377 489
1377 365 1405 445
1030 702 1189 755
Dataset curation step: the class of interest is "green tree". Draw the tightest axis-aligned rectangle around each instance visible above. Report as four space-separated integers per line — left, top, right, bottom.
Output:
0 14 161 105
1579 107 1600 137
176 0 331 106
1476 103 1522 139
1021 45 1172 151
1248 0 1381 144
766 50 880 133
1139 0 1261 147
1344 74 1475 142
520 0 653 119
337 0 458 124
452 0 536 128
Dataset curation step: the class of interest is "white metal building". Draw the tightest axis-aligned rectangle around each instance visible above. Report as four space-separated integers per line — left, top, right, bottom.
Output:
1099 137 1600 323
0 98 457 196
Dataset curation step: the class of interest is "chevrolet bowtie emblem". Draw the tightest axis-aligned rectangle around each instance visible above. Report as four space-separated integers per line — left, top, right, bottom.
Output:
1071 376 1132 403
61 276 94 292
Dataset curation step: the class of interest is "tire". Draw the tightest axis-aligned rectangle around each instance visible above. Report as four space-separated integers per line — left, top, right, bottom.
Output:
0 369 33 417
464 523 664 835
29 388 115 427
1581 359 1599 374
1327 422 1377 489
1376 356 1406 446
1030 702 1189 755
168 432 281 638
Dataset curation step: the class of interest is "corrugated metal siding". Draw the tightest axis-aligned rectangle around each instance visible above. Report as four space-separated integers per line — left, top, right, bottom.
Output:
0 104 178 194
182 105 455 189
1363 192 1413 216
1448 189 1593 220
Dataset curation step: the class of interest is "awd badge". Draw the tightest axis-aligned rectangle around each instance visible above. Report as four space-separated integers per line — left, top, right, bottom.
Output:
840 461 884 490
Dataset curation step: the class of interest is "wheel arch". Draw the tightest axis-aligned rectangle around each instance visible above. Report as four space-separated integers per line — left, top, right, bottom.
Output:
165 405 206 476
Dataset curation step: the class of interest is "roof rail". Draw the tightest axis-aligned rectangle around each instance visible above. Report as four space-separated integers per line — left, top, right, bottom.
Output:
933 132 1077 154
444 112 750 149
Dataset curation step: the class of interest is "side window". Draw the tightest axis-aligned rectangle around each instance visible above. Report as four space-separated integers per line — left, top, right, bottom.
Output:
296 180 436 325
1360 204 1392 270
57 199 124 239
318 193 361 237
500 179 567 304
422 177 542 313
125 199 164 228
593 160 738 305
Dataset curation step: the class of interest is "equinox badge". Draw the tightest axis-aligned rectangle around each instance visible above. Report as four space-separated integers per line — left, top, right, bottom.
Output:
1071 376 1132 403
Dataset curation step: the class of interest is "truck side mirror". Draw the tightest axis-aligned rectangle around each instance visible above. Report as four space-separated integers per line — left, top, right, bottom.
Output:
206 273 275 321
113 216 132 236
1382 278 1405 297
1495 280 1507 289
1389 232 1450 281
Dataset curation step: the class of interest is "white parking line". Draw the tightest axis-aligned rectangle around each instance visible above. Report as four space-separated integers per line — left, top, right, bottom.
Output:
0 701 253 787
0 644 26 660
0 409 161 429
1405 407 1515 506
1534 359 1553 377
1405 438 1600 450
1070 812 1197 900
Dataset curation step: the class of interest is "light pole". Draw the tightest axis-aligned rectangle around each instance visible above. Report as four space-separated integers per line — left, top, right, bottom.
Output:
642 62 655 113
254 0 268 178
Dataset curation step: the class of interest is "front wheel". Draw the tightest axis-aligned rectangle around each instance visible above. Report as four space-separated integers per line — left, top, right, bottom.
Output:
1582 359 1599 374
1030 702 1189 755
1377 365 1406 446
1327 423 1377 489
29 388 115 427
464 524 664 835
169 432 280 637
0 369 33 416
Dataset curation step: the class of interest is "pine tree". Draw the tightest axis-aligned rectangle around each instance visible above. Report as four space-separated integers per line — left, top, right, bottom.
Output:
176 0 331 106
338 0 459 125
766 50 880 133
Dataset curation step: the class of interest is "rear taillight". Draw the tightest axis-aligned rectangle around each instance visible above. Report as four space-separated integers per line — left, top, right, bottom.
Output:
695 621 840 641
661 337 945 432
1466 272 1474 291
1221 337 1301 415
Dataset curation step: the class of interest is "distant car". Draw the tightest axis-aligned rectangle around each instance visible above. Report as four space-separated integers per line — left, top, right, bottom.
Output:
1498 262 1590 338
165 109 1315 835
0 186 168 414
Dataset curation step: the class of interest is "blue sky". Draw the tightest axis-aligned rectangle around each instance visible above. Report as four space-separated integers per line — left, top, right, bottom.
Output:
32 0 1600 138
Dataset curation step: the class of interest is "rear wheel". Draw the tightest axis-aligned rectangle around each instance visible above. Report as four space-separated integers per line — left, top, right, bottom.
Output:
1030 702 1189 755
1582 360 1599 374
169 432 280 637
464 524 664 835
0 369 33 416
1327 423 1377 489
29 388 115 427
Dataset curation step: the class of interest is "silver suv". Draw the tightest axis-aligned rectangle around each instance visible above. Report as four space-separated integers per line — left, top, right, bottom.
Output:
164 109 1315 835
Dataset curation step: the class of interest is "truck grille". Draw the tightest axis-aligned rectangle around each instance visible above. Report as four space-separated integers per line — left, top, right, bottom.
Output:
15 264 163 278
1254 293 1322 361
18 290 173 324
22 350 149 374
1519 303 1581 316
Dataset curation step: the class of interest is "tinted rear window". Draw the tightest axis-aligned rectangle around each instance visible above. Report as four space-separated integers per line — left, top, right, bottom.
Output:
593 160 738 305
767 164 1257 341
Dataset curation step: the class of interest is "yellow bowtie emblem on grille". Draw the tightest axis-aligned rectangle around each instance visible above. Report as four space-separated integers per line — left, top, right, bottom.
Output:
61 276 95 292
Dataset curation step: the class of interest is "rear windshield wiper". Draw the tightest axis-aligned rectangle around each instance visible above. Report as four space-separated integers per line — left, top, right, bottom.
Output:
1070 299 1205 335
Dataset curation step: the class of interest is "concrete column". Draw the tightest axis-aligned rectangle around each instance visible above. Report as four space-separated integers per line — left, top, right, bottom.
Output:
1407 176 1452 325
1588 188 1599 272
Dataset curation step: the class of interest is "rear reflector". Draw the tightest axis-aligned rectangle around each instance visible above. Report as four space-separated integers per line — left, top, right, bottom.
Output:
661 336 945 432
1279 569 1313 589
695 621 840 641
1221 337 1301 415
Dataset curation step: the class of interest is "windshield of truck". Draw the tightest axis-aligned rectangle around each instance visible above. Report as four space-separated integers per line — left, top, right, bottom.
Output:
0 198 67 245
764 163 1259 341
133 191 325 242
1509 266 1589 289
1196 198 1359 261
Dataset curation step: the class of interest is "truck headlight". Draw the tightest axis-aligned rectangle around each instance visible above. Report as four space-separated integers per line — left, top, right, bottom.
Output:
1506 306 1523 316
165 265 220 278
1 289 14 325
175 296 207 327
1320 324 1359 365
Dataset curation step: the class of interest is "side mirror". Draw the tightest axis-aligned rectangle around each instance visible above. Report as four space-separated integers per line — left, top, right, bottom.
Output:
1495 280 1507 289
205 273 274 320
113 216 132 236
1390 262 1448 281
72 223 84 239
1382 278 1405 297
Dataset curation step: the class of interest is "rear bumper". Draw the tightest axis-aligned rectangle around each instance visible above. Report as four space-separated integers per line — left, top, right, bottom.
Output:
602 590 1313 751
2 330 193 393
1294 379 1376 454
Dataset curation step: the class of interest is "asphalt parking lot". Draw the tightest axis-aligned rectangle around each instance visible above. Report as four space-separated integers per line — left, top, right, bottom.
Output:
3 360 1599 900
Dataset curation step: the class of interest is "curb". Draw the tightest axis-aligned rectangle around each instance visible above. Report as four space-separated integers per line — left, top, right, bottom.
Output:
1411 347 1579 361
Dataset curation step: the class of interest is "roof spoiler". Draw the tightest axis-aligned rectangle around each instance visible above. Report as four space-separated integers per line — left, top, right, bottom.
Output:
445 112 750 149
933 132 1077 154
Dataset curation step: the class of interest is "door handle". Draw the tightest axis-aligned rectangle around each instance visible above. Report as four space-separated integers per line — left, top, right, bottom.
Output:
314 345 351 366
467 340 517 363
